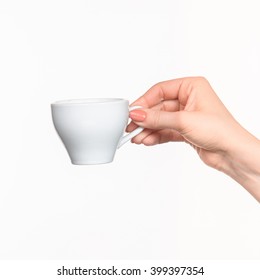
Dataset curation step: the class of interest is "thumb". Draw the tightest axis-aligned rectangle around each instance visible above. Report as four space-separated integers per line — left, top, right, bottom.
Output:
129 109 189 132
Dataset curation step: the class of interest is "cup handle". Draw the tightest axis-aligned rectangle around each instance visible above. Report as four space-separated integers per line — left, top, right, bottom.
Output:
117 106 144 149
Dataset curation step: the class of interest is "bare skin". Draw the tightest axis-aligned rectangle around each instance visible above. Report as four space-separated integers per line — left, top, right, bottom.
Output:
127 77 260 202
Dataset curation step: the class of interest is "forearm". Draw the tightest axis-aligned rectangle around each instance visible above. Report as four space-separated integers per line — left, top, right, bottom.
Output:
220 130 260 202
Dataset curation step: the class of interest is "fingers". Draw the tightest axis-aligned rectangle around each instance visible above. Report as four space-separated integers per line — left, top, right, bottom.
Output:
130 78 186 108
132 129 184 146
131 77 214 111
130 128 155 144
143 130 184 145
152 99 180 112
126 121 138 132
129 108 190 133
127 77 213 146
126 99 180 132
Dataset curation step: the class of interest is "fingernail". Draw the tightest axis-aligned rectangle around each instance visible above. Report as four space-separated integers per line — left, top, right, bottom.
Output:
129 110 146 122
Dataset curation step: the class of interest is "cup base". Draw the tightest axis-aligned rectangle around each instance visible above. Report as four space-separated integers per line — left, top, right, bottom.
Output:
71 159 113 165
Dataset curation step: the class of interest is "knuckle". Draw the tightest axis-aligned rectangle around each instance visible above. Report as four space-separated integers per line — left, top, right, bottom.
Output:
150 82 164 100
196 76 207 82
175 111 187 132
152 82 163 90
193 76 209 86
185 76 208 85
151 110 161 128
143 136 157 146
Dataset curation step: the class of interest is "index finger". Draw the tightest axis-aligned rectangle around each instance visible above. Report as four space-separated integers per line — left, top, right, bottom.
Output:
131 78 185 108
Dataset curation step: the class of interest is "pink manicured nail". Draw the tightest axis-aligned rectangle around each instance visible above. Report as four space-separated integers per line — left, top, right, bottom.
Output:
129 110 146 122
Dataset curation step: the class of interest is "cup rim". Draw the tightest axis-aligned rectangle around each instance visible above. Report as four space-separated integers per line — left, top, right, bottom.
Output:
51 98 128 106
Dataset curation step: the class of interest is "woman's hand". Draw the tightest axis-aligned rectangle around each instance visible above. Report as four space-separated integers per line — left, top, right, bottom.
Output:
128 77 260 202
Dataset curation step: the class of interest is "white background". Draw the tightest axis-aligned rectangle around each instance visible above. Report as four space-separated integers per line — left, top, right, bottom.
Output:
0 0 259 260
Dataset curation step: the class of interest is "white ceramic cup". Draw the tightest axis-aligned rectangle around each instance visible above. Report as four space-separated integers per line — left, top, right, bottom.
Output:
51 98 143 165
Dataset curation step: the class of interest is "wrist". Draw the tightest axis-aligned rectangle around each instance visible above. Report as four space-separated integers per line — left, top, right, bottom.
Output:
219 128 260 202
